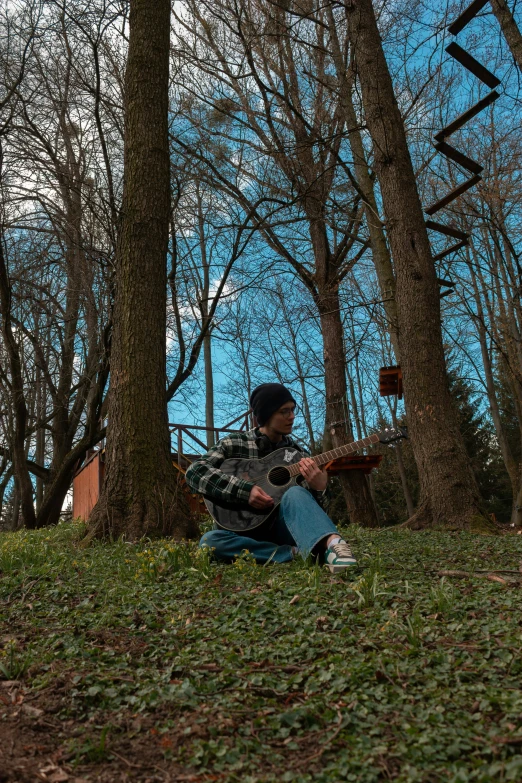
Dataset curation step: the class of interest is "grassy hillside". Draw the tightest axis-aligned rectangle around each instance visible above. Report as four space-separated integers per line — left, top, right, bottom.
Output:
1 521 522 782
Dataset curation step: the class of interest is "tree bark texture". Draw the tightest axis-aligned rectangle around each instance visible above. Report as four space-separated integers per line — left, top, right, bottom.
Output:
345 0 492 532
490 0 522 72
88 0 196 541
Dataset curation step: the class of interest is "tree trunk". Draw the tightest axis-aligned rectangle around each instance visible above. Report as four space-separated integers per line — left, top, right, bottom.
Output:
490 0 522 71
326 5 400 359
0 235 36 529
0 465 13 527
35 366 45 515
319 286 379 528
87 0 196 541
197 190 215 448
203 330 215 447
468 252 522 526
345 0 492 532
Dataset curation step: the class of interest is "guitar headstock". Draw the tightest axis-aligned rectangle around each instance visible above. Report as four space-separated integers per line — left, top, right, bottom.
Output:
377 426 408 445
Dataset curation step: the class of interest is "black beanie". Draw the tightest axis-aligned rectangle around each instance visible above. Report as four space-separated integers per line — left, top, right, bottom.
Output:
250 383 296 426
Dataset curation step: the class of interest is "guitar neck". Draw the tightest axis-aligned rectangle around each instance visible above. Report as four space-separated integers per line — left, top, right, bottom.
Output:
287 433 380 477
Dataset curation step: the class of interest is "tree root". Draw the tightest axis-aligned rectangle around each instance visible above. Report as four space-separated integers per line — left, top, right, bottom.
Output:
82 481 200 545
401 499 499 534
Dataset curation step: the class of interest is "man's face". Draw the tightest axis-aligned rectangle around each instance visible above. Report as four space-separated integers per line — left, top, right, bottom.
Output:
267 402 297 435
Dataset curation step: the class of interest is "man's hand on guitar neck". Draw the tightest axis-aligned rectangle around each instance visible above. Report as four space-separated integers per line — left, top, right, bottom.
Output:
248 486 275 510
298 457 328 492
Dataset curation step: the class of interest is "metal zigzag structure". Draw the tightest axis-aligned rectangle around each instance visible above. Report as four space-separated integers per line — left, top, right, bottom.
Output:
426 0 502 298
380 0 503 399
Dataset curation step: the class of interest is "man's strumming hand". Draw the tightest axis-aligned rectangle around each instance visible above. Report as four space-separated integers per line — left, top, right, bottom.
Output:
248 485 274 509
298 457 328 491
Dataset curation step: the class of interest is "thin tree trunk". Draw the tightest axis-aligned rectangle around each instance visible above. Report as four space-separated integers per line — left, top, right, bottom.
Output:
468 251 521 525
197 190 215 448
35 365 45 514
203 331 215 447
10 486 20 531
490 0 522 71
87 0 195 541
319 286 379 528
348 371 362 441
0 465 13 526
391 400 415 518
326 4 400 359
345 0 492 532
0 235 36 529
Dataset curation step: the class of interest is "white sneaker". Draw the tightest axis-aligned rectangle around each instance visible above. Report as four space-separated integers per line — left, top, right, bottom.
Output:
324 540 357 573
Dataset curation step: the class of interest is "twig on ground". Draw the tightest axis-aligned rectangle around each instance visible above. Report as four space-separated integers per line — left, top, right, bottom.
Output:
293 709 344 766
436 570 520 584
110 750 141 768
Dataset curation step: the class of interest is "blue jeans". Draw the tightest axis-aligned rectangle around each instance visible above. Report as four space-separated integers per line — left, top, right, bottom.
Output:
199 485 338 564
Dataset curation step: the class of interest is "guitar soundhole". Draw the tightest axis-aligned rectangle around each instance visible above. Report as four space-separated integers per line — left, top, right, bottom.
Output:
268 466 291 486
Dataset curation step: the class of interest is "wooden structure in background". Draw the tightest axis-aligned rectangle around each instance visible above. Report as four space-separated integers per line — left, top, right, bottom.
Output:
169 410 253 471
72 450 105 521
379 365 403 399
324 454 383 476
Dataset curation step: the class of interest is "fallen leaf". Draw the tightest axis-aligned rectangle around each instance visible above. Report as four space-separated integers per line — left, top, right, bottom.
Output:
487 574 507 584
22 703 44 718
289 595 300 605
0 680 20 688
48 771 69 783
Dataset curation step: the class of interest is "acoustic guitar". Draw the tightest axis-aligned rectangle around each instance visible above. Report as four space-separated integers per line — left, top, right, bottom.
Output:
205 426 407 532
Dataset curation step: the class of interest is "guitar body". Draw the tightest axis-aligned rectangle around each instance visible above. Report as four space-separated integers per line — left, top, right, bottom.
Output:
204 446 305 532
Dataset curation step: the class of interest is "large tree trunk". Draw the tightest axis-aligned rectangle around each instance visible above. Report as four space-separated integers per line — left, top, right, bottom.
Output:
318 285 379 528
88 0 196 541
345 0 492 532
490 0 522 71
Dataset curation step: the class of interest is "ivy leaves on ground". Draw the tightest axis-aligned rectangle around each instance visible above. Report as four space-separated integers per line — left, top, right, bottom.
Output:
1 521 522 782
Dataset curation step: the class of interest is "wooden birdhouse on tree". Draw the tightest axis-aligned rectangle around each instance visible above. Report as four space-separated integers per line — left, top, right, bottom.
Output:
379 365 403 400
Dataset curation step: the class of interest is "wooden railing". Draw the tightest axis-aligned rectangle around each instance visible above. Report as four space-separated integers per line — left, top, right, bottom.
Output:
169 410 253 466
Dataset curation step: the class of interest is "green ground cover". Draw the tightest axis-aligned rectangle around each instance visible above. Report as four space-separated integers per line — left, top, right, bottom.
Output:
1 521 522 782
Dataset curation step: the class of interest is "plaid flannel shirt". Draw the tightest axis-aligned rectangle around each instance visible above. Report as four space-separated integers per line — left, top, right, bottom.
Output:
185 428 319 506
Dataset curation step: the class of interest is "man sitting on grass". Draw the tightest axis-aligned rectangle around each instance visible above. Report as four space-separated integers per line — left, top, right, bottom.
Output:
185 383 357 573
